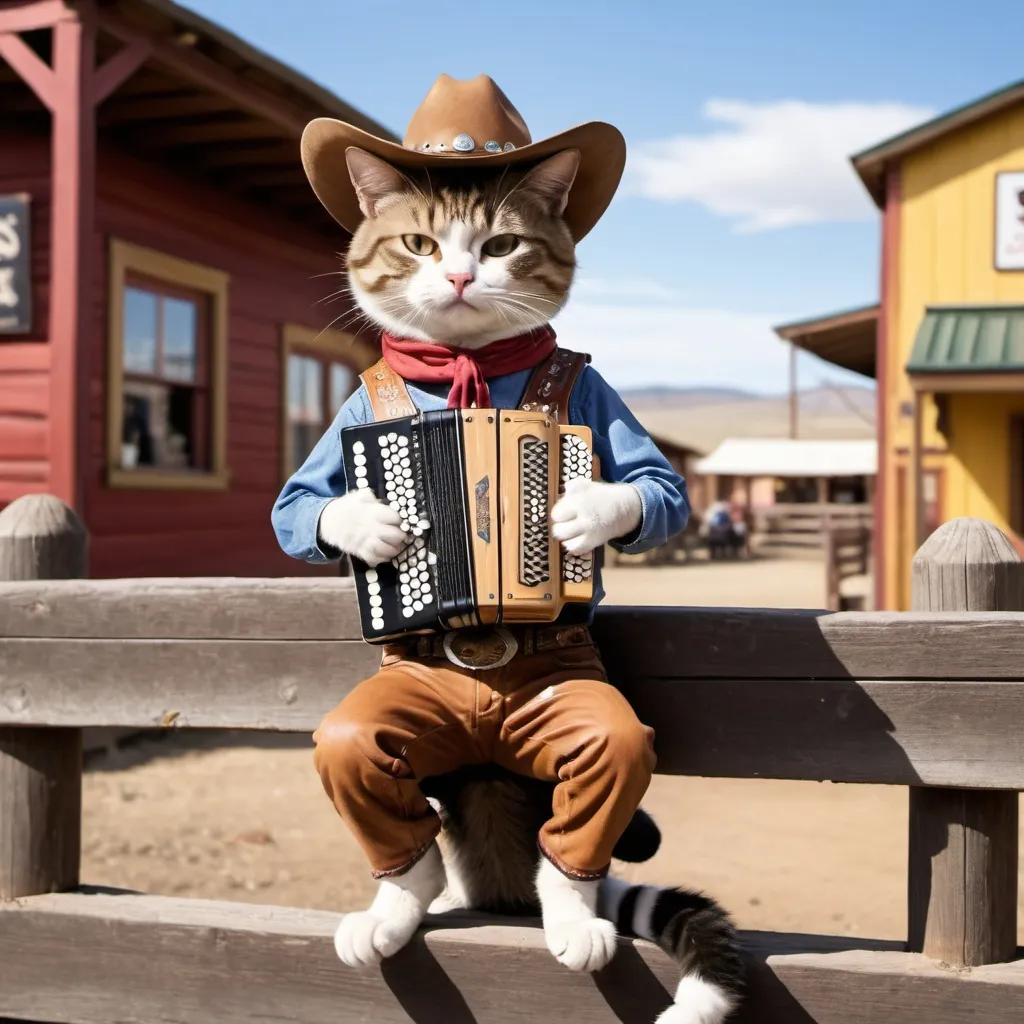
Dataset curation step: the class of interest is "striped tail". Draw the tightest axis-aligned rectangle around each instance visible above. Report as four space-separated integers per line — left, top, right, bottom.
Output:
600 877 745 1024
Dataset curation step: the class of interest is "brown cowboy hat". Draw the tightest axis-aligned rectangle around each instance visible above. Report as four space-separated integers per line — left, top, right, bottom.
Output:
301 73 626 241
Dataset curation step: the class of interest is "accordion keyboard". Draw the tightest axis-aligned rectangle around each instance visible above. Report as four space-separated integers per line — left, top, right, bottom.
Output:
560 433 595 583
520 438 551 586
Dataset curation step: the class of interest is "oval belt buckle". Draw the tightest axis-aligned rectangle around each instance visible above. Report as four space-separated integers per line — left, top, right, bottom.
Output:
442 627 518 671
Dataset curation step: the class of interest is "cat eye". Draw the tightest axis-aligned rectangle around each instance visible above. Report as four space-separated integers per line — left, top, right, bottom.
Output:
402 234 438 256
482 234 520 258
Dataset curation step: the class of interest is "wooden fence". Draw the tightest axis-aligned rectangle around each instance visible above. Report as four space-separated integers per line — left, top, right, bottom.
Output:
756 503 872 553
0 493 1022 1024
824 520 872 611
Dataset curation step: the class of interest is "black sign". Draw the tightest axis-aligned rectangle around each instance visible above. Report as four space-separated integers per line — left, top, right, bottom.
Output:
0 194 31 335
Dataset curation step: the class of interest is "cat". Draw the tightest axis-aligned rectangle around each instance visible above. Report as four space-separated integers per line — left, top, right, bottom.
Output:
326 147 745 1024
423 768 745 1024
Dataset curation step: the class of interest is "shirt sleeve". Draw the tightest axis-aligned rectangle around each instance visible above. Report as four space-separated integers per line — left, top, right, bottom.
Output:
569 365 691 554
271 385 373 563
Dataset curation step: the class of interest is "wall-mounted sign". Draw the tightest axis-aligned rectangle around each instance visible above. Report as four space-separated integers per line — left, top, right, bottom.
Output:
0 194 31 334
995 172 1024 271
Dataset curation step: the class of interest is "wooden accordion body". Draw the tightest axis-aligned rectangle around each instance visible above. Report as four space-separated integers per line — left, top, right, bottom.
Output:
341 409 599 642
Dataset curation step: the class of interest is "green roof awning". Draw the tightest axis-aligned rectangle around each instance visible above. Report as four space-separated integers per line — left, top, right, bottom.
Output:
907 306 1024 374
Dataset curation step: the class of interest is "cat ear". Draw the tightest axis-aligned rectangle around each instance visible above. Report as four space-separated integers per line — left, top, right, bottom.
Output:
346 147 408 218
519 149 581 217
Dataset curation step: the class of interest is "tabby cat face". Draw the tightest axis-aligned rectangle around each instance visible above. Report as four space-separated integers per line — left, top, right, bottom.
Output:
344 149 579 349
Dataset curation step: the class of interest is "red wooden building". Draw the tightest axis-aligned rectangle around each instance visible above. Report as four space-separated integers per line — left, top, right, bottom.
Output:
0 0 387 576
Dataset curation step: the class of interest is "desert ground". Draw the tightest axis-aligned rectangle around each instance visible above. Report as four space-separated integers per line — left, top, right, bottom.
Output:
82 553 1024 942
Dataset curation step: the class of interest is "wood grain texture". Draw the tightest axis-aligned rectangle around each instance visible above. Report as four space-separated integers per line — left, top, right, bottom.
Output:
2 579 1024 679
909 518 1022 967
0 728 81 899
6 890 1014 1024
908 789 1018 966
0 494 84 899
1 638 1023 786
767 948 1024 1024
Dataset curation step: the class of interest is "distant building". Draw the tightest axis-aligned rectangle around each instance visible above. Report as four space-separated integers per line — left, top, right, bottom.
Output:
0 0 388 576
779 77 1024 609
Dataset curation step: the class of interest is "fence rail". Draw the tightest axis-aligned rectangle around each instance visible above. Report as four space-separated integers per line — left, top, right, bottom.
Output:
0 494 1022 1024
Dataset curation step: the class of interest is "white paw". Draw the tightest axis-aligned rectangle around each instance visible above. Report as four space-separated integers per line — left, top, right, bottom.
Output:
427 890 467 914
656 976 737 1024
544 915 618 972
333 908 421 967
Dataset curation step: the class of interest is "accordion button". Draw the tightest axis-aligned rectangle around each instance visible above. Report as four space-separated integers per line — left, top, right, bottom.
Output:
352 441 365 455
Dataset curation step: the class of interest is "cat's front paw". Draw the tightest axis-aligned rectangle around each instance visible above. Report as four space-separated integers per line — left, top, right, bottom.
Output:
333 909 420 967
544 916 618 972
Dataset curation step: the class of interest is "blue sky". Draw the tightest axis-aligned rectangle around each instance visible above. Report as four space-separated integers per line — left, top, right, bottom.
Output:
190 0 1024 392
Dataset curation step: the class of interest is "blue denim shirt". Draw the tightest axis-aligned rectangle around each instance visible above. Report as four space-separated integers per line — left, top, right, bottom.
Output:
271 364 690 612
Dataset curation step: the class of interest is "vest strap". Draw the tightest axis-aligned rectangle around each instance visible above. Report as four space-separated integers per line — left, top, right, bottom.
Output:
360 357 417 421
519 347 590 424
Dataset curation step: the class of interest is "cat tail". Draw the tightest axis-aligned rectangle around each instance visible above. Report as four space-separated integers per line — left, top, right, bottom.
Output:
611 806 662 863
599 877 745 1024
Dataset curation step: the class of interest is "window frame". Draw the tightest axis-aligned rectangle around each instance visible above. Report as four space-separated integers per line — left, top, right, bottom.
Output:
280 323 375 484
107 238 230 491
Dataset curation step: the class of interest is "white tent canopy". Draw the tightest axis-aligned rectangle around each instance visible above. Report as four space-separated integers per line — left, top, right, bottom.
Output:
694 438 877 478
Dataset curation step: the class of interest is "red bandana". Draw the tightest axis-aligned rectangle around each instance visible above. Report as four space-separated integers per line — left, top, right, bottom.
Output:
380 326 558 409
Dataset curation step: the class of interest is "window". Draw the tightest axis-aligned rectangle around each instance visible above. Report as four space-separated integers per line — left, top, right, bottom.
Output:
282 324 368 478
108 240 229 490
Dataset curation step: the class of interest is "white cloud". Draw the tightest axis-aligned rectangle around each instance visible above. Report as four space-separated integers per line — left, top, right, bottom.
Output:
552 299 792 391
571 276 685 302
628 99 934 232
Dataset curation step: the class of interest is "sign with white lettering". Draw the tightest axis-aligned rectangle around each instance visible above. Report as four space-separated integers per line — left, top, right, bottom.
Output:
0 194 31 334
995 172 1024 271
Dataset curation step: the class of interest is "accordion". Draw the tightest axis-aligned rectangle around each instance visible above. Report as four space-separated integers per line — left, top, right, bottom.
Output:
341 409 599 642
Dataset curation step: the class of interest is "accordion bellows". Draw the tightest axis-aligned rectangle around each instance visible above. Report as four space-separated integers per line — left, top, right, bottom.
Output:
341 409 599 642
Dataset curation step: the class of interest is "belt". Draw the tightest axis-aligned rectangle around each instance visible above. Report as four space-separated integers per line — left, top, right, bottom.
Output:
401 623 593 670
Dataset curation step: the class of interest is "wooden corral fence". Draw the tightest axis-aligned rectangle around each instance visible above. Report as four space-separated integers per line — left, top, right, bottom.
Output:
824 518 872 612
1 493 1023 1024
757 502 872 553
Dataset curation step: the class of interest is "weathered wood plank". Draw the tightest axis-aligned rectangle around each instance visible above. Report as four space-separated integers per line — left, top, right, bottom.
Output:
9 890 1016 1024
768 948 1024 1024
908 518 1022 967
2 638 1024 786
2 578 1024 680
0 494 84 900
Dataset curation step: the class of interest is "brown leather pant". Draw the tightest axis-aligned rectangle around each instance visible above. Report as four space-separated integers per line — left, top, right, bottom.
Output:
312 642 656 880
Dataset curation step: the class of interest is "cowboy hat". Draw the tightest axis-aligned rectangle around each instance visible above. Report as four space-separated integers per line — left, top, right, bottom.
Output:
301 73 626 242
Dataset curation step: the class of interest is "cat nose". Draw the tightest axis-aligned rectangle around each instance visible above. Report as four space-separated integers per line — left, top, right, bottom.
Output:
446 273 473 297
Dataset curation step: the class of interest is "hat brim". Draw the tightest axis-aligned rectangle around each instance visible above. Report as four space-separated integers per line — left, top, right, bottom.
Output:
301 118 626 242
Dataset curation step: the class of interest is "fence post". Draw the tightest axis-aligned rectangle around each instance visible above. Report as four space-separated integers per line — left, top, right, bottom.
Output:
908 517 1022 966
0 494 86 899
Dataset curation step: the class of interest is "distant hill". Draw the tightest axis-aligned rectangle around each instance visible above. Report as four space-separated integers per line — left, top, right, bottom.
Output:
625 384 876 456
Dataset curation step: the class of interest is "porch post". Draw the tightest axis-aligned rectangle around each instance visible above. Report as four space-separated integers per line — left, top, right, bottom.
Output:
910 389 925 549
49 4 96 514
0 1 151 514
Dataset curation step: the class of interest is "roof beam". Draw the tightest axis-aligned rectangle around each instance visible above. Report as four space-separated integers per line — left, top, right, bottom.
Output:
0 31 57 111
92 35 153 104
0 0 72 34
235 167 306 188
99 12 310 138
144 117 289 147
98 90 236 124
196 144 299 168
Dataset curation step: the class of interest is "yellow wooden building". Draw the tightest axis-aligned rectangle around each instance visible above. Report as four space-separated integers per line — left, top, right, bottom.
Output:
778 79 1024 610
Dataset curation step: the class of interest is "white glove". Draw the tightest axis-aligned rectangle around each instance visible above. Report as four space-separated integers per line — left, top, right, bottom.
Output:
550 479 642 555
317 489 409 566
